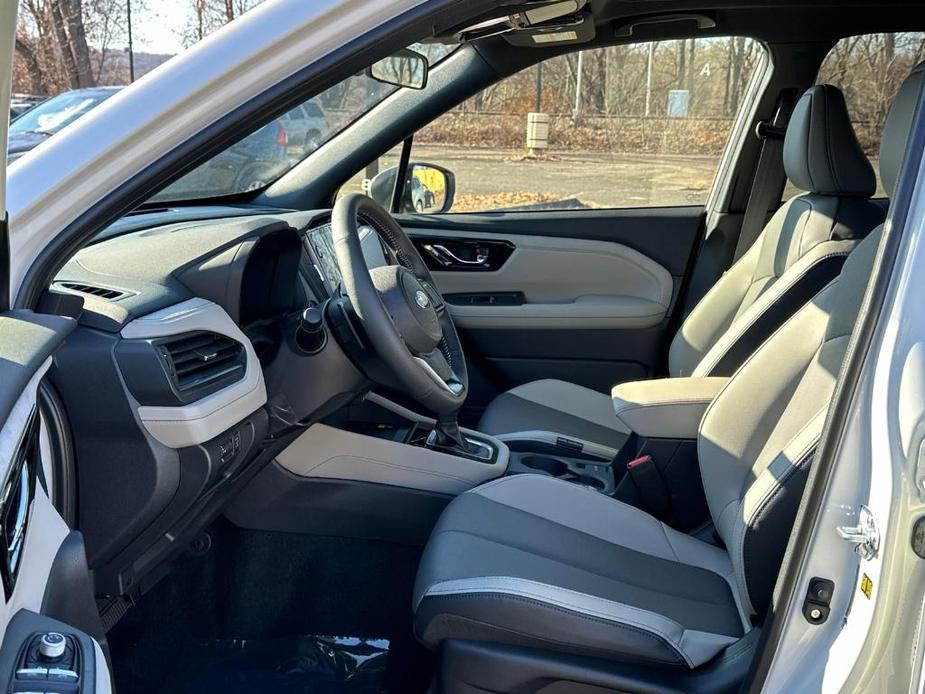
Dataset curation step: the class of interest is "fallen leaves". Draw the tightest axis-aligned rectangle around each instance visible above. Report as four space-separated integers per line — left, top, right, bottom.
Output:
452 192 564 212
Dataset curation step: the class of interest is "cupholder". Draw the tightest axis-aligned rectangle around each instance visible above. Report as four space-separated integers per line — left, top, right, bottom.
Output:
578 475 606 491
520 455 569 477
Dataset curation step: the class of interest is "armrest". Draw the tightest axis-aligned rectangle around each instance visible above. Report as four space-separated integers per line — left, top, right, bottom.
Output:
611 377 729 439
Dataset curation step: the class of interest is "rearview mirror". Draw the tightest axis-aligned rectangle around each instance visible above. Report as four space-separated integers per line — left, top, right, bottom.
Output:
368 163 455 214
368 49 429 90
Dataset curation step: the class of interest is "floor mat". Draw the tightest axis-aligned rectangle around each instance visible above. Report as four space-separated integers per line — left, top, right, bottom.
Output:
154 635 389 694
109 520 434 693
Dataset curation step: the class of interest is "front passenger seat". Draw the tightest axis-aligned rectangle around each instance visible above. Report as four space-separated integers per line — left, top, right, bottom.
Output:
480 84 884 454
414 225 885 671
413 64 922 683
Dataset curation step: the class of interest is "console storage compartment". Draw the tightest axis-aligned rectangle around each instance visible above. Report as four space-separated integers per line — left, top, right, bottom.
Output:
611 376 729 439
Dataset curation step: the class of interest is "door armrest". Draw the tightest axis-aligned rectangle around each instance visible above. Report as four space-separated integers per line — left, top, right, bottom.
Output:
611 377 729 439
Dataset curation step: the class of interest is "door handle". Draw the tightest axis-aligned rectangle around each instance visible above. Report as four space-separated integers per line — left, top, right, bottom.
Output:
424 243 489 267
2 411 37 596
6 468 29 576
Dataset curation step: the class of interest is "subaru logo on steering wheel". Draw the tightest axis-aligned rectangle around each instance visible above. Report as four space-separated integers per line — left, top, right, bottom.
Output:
415 290 430 309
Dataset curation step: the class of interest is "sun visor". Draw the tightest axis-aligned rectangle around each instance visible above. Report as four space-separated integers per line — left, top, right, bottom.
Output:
503 10 596 47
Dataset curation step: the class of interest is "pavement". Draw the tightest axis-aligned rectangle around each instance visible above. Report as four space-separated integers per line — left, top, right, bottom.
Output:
412 145 720 210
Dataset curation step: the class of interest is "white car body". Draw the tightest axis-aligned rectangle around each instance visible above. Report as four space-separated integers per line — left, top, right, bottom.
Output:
2 0 924 690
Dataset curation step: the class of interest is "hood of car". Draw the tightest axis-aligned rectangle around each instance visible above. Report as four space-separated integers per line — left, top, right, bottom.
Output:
7 129 50 154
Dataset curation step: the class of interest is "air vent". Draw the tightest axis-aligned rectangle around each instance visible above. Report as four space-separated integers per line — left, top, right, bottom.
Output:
57 281 132 301
157 331 246 396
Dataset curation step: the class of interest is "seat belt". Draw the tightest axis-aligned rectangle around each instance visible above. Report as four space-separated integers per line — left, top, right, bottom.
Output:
732 89 798 262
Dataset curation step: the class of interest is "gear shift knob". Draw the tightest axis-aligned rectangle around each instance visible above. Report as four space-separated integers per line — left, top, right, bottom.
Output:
434 414 469 451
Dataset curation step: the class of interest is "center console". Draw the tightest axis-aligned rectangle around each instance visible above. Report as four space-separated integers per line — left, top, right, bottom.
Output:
273 394 508 496
272 375 727 532
405 422 500 464
507 451 616 494
498 376 731 531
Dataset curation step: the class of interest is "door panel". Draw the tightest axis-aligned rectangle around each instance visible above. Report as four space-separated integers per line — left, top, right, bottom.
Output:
403 207 703 277
400 207 704 418
412 229 673 330
0 610 111 694
0 311 111 693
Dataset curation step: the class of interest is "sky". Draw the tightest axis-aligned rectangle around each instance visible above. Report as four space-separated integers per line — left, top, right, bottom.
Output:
131 3 195 55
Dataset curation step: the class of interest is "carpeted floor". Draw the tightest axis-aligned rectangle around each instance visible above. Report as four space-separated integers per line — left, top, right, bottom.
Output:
108 519 433 693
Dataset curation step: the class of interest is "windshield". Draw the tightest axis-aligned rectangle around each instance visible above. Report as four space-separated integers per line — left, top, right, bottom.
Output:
152 43 456 203
11 90 118 135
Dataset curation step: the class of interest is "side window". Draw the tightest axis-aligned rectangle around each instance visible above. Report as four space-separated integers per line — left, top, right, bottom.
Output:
810 32 925 199
304 102 324 119
372 37 763 214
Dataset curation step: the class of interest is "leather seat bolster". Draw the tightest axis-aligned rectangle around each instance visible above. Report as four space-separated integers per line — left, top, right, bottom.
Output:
692 238 856 377
415 578 735 668
414 476 747 669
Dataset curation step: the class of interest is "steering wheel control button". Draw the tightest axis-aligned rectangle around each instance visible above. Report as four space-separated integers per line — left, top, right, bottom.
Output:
38 633 66 660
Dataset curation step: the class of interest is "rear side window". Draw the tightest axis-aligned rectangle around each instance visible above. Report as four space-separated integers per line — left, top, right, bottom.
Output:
403 37 766 212
814 33 925 198
304 102 324 118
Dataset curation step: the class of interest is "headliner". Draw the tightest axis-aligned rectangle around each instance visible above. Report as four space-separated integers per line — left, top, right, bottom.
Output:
454 0 925 68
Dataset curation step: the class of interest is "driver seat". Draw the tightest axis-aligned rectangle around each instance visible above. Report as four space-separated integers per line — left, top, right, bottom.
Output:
412 60 922 676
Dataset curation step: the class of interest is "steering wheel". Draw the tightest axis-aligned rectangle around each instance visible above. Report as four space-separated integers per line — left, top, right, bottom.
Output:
331 193 468 415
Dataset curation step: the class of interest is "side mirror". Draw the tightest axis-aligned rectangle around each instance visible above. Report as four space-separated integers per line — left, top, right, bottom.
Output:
367 48 429 90
368 163 456 214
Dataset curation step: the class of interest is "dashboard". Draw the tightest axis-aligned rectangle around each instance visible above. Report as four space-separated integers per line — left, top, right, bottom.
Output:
48 209 376 596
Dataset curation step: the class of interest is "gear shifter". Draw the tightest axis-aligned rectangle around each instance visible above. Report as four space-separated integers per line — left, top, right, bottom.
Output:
433 414 473 453
420 413 497 462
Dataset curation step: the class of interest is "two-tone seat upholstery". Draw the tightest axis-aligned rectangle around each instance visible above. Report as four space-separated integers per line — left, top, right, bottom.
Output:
479 84 885 456
414 64 924 670
414 228 883 668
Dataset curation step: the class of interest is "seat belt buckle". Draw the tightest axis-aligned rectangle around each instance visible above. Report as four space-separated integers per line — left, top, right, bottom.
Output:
626 455 671 514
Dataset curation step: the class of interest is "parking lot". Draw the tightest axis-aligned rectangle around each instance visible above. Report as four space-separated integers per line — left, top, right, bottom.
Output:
409 146 719 210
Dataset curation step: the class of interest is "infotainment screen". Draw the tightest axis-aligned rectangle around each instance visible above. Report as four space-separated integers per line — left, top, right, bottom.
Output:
305 221 390 294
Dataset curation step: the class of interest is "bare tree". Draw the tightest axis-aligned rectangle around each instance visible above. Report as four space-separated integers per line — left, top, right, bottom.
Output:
14 32 47 93
15 0 97 92
181 0 263 47
50 0 94 87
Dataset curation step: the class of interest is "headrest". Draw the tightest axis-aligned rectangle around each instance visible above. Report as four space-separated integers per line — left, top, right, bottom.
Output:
879 61 925 197
783 84 876 197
